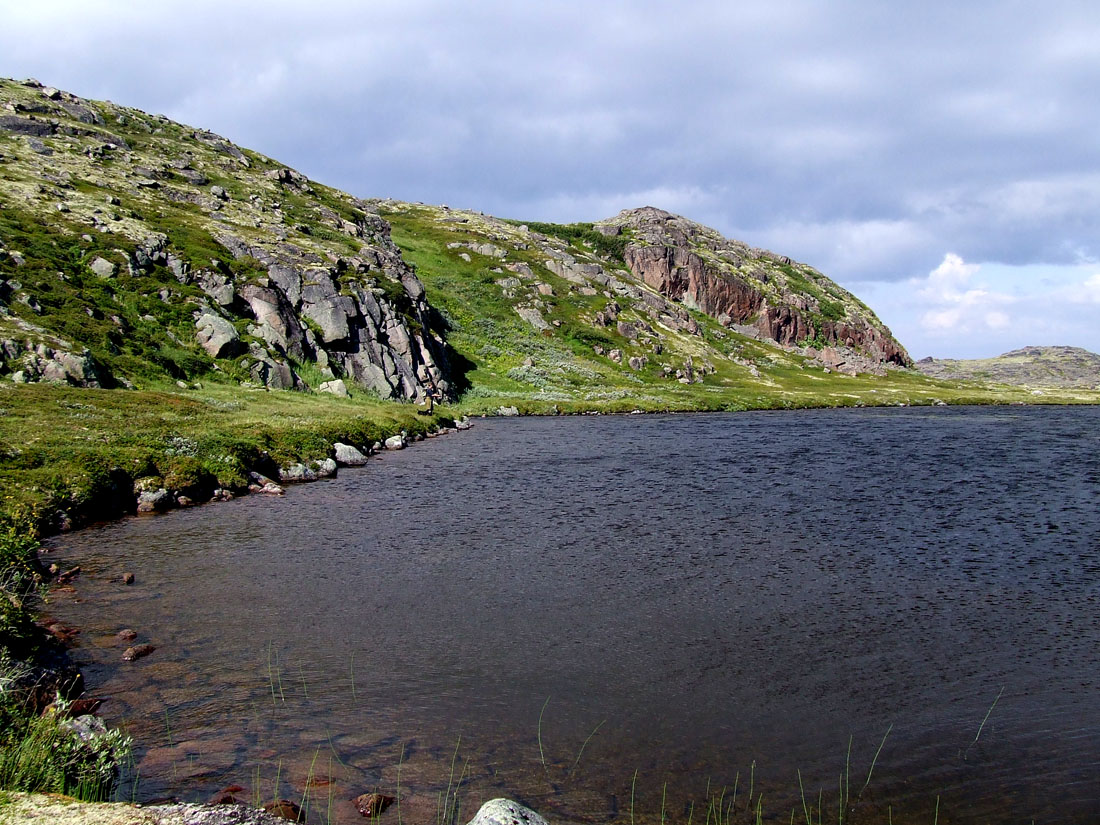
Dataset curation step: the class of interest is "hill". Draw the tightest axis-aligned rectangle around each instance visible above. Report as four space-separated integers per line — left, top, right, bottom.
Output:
0 77 451 400
915 346 1100 390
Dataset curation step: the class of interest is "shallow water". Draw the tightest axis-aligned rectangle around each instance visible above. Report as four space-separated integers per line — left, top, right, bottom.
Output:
47 407 1100 824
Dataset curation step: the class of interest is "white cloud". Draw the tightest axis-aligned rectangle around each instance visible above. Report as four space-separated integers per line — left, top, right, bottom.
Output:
913 254 1016 335
1066 272 1100 304
863 256 1100 357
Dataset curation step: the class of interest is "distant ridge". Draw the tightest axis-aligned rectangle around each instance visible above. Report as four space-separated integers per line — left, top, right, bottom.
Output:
915 346 1100 389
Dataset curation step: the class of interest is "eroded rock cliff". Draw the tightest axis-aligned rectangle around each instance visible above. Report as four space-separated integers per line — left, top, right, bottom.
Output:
603 207 910 366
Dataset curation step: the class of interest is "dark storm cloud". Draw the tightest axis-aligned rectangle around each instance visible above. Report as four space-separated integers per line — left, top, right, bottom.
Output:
3 0 1099 288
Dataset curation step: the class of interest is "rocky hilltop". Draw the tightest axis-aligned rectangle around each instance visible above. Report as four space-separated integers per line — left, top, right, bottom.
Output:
603 207 910 366
374 199 915 413
0 77 451 399
915 346 1100 389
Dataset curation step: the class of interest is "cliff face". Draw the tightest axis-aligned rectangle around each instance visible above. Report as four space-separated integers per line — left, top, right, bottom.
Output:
0 78 450 399
604 207 911 366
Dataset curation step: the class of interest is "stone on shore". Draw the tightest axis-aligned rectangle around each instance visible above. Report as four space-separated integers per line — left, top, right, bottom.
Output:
467 799 550 825
0 793 293 825
136 489 171 513
333 442 369 465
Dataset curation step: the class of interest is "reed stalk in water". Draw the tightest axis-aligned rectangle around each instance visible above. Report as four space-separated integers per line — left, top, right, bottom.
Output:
569 718 605 776
537 696 550 775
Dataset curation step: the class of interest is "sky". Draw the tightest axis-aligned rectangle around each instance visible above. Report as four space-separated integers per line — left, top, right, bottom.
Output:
2 0 1098 359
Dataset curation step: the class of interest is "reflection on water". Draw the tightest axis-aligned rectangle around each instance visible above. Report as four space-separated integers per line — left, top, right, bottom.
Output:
47 407 1100 824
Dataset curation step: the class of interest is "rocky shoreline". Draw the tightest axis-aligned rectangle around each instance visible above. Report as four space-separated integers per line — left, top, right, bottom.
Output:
0 794 551 825
40 415 473 535
9 417 478 824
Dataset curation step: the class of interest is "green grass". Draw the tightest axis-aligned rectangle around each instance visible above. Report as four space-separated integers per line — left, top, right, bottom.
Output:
0 698 130 802
0 382 454 532
512 219 631 262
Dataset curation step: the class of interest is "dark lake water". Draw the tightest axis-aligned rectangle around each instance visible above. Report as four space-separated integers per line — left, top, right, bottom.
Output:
46 407 1100 824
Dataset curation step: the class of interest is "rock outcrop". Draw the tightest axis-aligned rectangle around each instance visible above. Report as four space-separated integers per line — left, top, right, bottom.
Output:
0 77 451 400
605 207 910 366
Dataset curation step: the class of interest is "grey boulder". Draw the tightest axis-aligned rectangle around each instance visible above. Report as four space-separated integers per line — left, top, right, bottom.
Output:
89 256 117 278
195 313 240 358
318 378 349 397
333 443 369 466
466 799 549 825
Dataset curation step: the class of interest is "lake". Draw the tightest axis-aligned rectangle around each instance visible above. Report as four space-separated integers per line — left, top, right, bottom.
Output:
46 406 1100 824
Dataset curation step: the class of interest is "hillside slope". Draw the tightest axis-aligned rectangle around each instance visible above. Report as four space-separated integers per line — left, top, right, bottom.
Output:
0 77 451 400
377 202 1022 413
2 77 1096 418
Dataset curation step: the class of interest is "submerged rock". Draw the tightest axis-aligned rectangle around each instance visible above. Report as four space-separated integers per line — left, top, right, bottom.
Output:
353 793 394 818
263 800 304 822
121 643 155 662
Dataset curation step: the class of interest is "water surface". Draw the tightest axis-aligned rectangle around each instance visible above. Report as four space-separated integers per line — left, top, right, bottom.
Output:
48 407 1100 823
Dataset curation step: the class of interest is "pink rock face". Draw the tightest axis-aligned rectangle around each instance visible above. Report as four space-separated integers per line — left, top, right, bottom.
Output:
614 208 911 367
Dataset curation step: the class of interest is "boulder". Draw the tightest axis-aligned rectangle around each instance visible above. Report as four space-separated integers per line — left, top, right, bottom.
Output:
498 406 519 417
333 443 369 466
467 799 549 825
195 312 240 358
384 434 407 450
136 489 172 513
278 464 316 483
318 379 349 398
89 257 117 278
514 306 550 331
